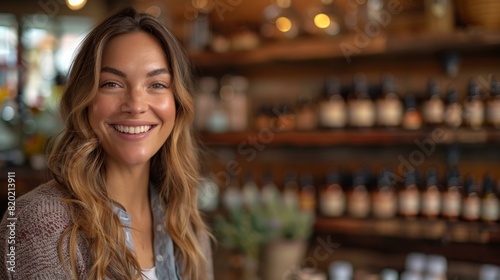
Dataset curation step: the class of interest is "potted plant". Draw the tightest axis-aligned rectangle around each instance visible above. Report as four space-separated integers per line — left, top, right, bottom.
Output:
213 183 315 280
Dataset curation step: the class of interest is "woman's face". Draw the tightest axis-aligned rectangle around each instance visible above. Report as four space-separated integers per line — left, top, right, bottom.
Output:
88 31 176 167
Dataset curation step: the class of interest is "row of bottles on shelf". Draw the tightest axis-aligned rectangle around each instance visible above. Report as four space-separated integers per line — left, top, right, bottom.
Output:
200 166 500 223
326 252 499 280
194 74 500 133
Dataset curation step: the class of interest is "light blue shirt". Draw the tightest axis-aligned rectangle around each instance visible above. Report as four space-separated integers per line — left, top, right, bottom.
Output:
112 184 181 279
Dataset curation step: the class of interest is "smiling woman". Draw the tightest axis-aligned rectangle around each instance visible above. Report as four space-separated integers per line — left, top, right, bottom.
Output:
89 32 177 167
0 6 213 280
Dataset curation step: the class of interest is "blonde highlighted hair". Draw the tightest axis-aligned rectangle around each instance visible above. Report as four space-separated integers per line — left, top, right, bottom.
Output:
47 7 209 279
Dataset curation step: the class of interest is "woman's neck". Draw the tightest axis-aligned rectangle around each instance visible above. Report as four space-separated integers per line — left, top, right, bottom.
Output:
105 160 151 214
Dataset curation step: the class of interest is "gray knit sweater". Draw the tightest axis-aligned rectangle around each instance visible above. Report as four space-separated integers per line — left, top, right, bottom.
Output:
0 183 214 280
0 184 91 279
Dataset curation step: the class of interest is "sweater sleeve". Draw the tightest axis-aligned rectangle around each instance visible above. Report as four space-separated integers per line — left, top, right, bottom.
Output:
0 185 90 280
198 230 214 280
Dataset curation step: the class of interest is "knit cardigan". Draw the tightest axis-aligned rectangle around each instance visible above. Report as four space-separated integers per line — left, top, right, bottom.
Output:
0 183 213 280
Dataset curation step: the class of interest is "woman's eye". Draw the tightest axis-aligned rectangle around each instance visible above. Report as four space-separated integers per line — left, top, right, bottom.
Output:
151 83 169 89
100 82 120 88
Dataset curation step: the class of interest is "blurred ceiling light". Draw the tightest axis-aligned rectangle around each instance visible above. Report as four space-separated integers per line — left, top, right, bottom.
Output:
184 3 199 21
276 16 292 32
307 0 341 35
276 0 292 9
145 5 162 18
262 0 300 38
314 13 331 29
66 0 87 11
192 0 208 9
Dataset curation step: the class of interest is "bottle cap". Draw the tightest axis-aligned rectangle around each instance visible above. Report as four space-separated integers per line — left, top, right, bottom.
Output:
300 173 314 187
326 170 340 185
406 252 426 273
378 170 395 188
480 264 500 280
381 269 399 280
425 255 447 276
401 271 423 280
404 94 417 110
353 73 369 95
464 175 478 194
381 74 397 95
329 261 353 279
468 77 481 97
491 76 500 97
404 170 417 186
427 79 440 97
446 86 459 104
325 76 341 97
482 174 496 195
426 168 439 187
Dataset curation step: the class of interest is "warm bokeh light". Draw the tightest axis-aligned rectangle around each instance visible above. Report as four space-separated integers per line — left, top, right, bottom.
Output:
192 0 208 9
145 5 162 18
276 16 292 32
66 0 87 11
314 13 331 29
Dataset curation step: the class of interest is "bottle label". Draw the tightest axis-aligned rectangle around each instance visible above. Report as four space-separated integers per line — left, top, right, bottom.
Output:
482 197 500 222
300 192 316 212
319 101 346 128
349 100 375 127
348 186 370 218
320 185 345 217
423 99 444 124
465 101 484 128
444 105 462 128
377 99 403 126
422 188 441 217
399 189 420 216
442 190 461 218
373 191 397 218
487 100 500 127
463 196 480 220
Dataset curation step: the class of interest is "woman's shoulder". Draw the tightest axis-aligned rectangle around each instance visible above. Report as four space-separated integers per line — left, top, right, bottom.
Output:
15 180 71 219
0 180 91 279
2 180 72 235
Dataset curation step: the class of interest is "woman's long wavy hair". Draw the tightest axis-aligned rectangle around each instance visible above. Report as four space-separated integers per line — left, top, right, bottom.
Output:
47 7 208 280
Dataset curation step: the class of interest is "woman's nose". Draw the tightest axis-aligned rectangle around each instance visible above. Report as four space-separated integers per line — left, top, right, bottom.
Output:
121 88 148 114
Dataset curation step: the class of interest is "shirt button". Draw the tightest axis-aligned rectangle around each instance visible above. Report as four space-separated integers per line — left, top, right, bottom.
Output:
156 224 162 232
156 255 164 262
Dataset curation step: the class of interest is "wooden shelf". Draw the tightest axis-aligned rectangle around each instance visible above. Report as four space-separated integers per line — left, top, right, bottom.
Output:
314 216 500 244
189 30 500 67
198 128 500 147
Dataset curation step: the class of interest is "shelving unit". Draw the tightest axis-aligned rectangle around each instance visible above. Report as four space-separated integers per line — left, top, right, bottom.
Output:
315 216 500 244
198 129 500 147
313 216 500 267
189 30 500 67
192 6 500 274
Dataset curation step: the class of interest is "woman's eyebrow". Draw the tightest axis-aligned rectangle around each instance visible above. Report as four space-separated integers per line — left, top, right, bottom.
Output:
101 66 127 78
146 68 170 77
100 67 170 78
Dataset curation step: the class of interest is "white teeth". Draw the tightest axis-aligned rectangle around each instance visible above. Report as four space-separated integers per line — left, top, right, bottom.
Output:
113 125 152 134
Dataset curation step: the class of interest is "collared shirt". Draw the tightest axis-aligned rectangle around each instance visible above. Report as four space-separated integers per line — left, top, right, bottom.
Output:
112 184 181 280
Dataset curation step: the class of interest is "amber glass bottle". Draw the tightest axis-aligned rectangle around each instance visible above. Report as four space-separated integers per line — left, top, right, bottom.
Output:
347 169 371 218
481 174 499 223
372 170 397 219
442 167 462 221
319 170 345 217
462 175 481 222
299 173 316 213
421 169 442 219
422 79 444 127
348 74 375 128
399 170 420 219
